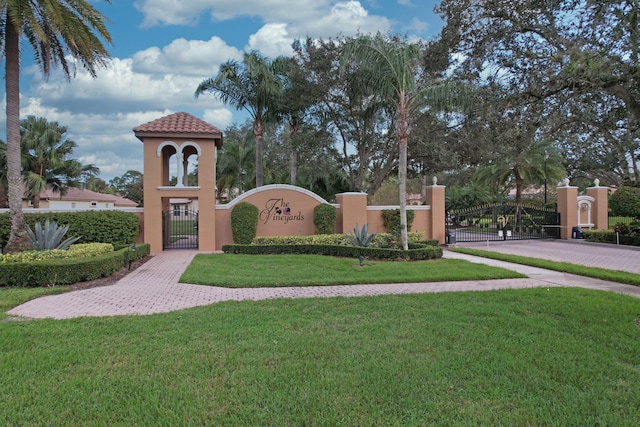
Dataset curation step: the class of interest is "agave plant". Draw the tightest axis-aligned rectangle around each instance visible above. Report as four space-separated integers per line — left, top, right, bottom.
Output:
27 219 82 251
345 223 377 247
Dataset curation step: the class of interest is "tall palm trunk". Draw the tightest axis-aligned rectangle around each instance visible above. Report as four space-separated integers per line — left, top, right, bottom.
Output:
253 119 264 187
397 93 410 251
4 18 31 253
289 122 300 185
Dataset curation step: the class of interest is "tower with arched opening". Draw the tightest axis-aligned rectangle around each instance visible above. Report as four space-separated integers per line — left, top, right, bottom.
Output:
134 112 223 252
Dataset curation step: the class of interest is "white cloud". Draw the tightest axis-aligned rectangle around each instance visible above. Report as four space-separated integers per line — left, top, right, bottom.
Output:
289 1 391 37
243 1 393 57
135 0 392 43
132 36 243 76
134 0 334 27
246 23 294 57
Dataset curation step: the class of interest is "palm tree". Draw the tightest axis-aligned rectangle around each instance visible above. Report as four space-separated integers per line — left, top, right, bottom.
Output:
342 34 467 249
20 116 99 208
1 1 112 253
216 137 256 201
195 51 288 187
473 140 566 206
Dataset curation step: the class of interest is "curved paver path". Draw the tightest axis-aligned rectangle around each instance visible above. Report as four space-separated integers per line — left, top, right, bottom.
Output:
6 241 640 320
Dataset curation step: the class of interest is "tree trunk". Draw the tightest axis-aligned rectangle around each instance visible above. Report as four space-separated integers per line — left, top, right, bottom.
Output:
399 139 409 250
4 18 31 254
290 148 298 185
253 119 264 187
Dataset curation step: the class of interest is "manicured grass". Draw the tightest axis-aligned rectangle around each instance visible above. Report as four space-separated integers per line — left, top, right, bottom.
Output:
179 254 526 287
170 219 197 235
1 288 639 425
452 247 640 286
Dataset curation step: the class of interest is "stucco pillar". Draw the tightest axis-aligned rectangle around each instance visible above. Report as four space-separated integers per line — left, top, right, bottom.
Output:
557 178 578 239
586 179 609 230
335 192 368 234
424 178 446 244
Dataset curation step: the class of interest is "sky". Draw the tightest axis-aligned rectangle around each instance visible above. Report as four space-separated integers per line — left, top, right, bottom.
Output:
1 0 444 182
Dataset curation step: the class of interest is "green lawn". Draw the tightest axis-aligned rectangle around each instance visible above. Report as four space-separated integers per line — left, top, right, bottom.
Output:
1 288 639 425
170 219 197 235
179 254 526 287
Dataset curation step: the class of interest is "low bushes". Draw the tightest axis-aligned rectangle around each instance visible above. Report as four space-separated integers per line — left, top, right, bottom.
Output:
222 241 442 260
585 229 640 247
0 244 150 287
252 232 432 247
1 243 114 263
585 218 640 246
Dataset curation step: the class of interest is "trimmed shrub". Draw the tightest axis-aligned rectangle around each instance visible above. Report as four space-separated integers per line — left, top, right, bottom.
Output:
584 230 640 246
609 186 640 218
1 243 114 263
313 204 337 234
222 243 442 260
0 244 150 287
231 202 259 244
252 232 429 247
0 211 140 248
381 209 415 235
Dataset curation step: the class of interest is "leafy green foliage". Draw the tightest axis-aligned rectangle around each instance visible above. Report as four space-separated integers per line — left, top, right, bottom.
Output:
26 219 81 250
313 203 337 234
609 186 640 217
221 242 442 261
381 209 415 236
0 244 150 287
0 211 140 248
344 223 377 247
231 202 259 244
1 243 113 263
252 232 428 247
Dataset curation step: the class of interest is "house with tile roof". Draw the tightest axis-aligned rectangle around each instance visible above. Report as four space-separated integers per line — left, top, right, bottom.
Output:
22 186 138 210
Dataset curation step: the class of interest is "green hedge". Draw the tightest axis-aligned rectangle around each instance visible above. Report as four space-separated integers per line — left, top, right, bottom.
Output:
313 204 337 234
584 230 640 247
221 243 442 260
0 211 140 248
231 202 259 244
0 244 150 287
252 232 433 247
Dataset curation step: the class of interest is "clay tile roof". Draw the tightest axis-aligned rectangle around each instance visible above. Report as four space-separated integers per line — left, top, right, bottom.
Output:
133 112 223 147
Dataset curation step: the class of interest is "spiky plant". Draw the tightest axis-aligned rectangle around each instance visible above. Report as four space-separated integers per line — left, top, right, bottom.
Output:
27 219 81 250
345 223 377 247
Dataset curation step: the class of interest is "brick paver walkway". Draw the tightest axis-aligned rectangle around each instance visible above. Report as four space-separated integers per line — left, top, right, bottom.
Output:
457 240 640 274
6 241 640 320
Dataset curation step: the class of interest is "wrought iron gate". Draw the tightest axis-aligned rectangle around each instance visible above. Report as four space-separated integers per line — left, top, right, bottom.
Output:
446 203 560 243
162 208 199 249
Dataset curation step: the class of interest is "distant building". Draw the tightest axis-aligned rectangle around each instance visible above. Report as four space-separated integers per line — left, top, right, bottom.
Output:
22 186 138 210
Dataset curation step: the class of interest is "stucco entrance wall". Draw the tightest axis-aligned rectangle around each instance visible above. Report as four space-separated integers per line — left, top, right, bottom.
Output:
215 185 333 249
214 184 445 250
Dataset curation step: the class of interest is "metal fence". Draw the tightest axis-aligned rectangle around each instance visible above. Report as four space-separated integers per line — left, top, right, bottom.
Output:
162 209 198 249
446 203 560 243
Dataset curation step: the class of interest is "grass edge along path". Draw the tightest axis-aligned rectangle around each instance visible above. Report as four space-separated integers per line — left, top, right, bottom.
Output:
452 247 640 286
179 254 526 288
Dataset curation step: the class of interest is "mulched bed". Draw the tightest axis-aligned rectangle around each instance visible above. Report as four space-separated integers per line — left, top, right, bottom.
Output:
66 256 151 291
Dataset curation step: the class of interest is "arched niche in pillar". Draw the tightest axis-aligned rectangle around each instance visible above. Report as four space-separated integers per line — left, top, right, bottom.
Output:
157 141 202 187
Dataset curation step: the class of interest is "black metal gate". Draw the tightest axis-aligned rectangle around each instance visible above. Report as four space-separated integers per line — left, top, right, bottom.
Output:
162 208 199 249
446 203 560 243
